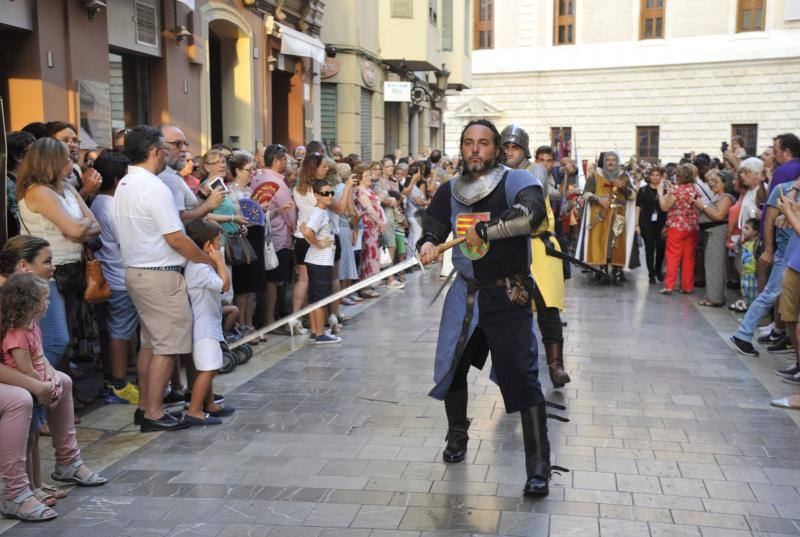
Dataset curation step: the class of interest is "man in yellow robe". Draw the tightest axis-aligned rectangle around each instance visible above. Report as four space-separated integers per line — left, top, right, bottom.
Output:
577 152 636 285
501 124 570 388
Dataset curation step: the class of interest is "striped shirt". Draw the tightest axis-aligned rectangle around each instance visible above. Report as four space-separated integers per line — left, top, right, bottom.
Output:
304 206 335 266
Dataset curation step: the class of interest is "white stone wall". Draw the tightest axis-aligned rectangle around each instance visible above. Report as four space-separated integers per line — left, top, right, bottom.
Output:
443 57 800 163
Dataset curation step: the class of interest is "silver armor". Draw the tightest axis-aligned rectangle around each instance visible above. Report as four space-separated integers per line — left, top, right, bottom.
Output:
452 165 509 206
500 124 531 159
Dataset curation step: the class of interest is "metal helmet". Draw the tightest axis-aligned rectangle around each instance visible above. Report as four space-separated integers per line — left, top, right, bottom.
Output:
500 124 531 159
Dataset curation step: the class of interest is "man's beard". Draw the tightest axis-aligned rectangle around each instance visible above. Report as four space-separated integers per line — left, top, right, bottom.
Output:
464 156 498 175
166 155 186 171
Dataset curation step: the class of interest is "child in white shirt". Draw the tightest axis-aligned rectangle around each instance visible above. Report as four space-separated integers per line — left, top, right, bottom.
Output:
184 219 235 425
301 180 339 344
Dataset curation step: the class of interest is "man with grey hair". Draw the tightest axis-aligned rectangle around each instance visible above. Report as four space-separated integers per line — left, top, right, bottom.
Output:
159 125 223 222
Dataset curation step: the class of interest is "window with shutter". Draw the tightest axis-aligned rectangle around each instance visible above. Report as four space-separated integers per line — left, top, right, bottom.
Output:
732 124 758 156
135 1 158 48
360 88 372 162
321 84 337 150
442 0 454 51
738 0 765 32
636 126 660 162
391 0 413 18
554 0 575 45
473 0 494 49
640 0 665 39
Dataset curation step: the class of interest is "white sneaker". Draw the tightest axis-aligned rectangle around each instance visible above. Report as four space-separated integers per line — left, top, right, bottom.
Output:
758 323 774 336
388 280 406 289
287 319 308 336
328 314 341 334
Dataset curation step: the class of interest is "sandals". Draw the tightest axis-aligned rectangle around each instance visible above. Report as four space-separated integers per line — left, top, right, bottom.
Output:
50 459 107 487
698 299 723 307
1 490 57 522
41 485 68 500
659 288 674 295
32 488 62 507
729 299 748 313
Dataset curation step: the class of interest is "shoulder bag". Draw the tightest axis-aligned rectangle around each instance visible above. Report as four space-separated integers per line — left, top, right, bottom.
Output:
224 230 256 266
264 216 280 270
84 246 111 303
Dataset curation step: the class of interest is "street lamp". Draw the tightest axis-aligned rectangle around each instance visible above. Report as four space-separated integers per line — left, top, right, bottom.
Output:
407 64 450 108
80 0 106 20
171 0 192 44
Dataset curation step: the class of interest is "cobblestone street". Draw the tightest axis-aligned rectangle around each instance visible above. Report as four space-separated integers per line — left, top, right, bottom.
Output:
3 267 800 537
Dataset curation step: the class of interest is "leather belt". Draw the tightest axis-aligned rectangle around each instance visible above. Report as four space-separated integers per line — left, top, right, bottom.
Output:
132 265 184 274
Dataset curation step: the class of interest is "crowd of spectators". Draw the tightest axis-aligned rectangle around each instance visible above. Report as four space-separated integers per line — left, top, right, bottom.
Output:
0 120 454 520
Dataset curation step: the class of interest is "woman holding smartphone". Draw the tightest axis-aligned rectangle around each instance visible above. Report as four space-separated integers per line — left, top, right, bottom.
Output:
658 163 701 294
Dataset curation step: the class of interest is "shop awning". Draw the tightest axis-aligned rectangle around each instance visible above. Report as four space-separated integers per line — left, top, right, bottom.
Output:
276 22 325 64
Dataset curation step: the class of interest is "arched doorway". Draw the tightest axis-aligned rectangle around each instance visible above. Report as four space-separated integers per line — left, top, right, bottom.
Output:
200 5 254 152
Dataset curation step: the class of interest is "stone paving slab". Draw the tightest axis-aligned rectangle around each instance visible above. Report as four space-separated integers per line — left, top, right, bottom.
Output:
3 268 800 536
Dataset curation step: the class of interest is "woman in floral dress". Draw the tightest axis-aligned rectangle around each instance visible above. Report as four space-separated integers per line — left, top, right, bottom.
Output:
354 164 386 297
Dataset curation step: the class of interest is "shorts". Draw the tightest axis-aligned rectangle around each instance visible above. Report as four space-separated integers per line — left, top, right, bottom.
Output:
192 338 223 372
779 267 800 322
125 268 193 356
105 289 139 340
307 263 333 303
395 232 406 255
294 237 310 266
265 248 294 283
334 234 341 263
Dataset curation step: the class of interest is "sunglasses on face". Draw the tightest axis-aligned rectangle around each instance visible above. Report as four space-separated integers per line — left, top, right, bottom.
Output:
317 191 335 197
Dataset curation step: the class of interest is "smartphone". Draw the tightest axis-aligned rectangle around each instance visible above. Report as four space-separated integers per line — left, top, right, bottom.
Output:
208 176 228 193
721 141 729 153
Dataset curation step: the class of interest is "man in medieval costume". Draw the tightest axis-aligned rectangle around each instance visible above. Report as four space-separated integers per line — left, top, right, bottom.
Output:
417 119 567 497
576 152 637 285
500 124 571 389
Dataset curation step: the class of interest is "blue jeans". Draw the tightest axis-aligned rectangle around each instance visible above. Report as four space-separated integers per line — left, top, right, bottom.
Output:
734 250 786 342
40 280 71 370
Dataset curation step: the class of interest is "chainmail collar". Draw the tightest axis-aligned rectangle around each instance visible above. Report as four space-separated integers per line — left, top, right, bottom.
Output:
452 165 509 206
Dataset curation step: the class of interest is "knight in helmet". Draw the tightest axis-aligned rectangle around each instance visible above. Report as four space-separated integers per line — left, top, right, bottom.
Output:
417 119 567 497
576 151 637 285
501 124 571 390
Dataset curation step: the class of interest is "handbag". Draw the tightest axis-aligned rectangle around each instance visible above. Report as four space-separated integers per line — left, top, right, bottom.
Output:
84 246 111 303
263 218 280 271
379 246 393 268
224 231 256 266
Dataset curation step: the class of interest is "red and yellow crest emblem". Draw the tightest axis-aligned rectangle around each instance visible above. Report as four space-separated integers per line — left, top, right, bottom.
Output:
456 212 491 260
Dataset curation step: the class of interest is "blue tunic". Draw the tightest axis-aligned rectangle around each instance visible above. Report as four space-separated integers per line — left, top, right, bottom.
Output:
426 169 545 413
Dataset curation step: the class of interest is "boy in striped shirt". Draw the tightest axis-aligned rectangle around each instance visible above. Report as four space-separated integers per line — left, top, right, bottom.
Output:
301 180 340 344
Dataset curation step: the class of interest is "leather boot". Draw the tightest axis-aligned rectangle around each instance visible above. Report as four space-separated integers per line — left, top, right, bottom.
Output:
442 389 470 463
521 403 551 496
544 341 571 388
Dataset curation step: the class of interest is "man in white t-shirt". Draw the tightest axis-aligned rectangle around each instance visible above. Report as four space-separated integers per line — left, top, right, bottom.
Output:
114 125 213 433
159 124 224 221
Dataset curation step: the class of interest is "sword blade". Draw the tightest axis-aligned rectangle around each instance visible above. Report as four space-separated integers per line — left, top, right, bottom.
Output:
230 255 422 349
544 245 607 276
428 267 456 307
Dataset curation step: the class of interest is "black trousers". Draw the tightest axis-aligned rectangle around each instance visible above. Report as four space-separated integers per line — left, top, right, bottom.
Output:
530 284 563 345
447 282 544 413
640 225 665 277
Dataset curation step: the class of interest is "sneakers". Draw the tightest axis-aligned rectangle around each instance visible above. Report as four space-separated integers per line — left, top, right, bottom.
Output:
104 382 140 405
287 319 308 336
387 280 406 289
782 372 800 386
728 335 759 357
313 333 341 344
757 330 785 345
767 334 794 354
163 389 186 407
775 365 800 379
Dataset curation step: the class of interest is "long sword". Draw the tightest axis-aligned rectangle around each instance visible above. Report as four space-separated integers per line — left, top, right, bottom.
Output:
230 255 423 349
